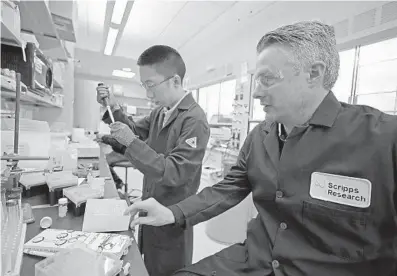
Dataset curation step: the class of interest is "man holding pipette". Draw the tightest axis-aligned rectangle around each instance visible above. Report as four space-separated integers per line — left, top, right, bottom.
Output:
96 45 210 276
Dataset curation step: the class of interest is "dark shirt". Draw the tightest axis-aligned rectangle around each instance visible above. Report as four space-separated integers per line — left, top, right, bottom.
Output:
169 91 397 276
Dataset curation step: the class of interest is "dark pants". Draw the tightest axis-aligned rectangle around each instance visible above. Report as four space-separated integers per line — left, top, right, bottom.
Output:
140 225 193 276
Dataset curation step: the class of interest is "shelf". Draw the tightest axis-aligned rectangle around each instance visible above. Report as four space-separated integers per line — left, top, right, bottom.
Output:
1 87 63 108
19 0 69 62
19 0 58 39
0 1 24 49
36 35 69 62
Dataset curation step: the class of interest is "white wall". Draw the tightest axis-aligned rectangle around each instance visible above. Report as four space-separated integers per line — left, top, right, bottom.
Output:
75 73 146 98
73 78 100 130
73 74 149 130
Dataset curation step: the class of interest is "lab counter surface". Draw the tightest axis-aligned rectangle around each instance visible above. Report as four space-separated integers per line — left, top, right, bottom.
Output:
20 196 149 276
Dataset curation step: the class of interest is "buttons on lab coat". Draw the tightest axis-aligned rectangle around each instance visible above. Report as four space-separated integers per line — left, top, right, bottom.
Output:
272 260 280 269
280 222 287 230
276 190 284 198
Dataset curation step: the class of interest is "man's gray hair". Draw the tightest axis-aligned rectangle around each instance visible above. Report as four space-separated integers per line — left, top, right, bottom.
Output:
257 21 340 90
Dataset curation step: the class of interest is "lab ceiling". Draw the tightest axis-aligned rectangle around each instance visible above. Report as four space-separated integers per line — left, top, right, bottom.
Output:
74 1 387 82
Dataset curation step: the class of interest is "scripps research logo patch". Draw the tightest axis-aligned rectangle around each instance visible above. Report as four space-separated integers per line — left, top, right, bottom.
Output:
309 172 371 208
185 137 197 148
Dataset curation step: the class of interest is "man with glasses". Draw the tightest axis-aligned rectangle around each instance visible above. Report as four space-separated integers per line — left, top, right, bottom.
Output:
96 45 210 276
123 21 397 276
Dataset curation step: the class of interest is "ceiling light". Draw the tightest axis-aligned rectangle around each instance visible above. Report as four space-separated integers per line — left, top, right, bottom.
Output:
122 68 132 72
104 27 119 56
112 69 135 78
111 0 128 25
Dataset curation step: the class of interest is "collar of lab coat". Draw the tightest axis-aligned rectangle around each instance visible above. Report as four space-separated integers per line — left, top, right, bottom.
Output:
165 91 192 113
160 92 194 129
308 91 341 128
260 91 341 134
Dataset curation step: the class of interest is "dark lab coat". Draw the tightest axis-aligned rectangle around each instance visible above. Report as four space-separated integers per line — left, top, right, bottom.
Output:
169 92 397 276
103 93 210 276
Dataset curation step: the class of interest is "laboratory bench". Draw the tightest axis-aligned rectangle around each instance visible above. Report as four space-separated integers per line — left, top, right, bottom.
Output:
4 147 149 276
20 195 148 276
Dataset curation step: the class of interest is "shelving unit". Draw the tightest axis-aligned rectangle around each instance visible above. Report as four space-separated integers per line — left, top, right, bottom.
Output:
18 0 68 62
0 20 23 49
19 0 58 39
1 0 75 133
1 0 24 50
1 87 63 109
35 35 69 62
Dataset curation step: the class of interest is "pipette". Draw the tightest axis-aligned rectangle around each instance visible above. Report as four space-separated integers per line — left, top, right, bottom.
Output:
98 83 115 123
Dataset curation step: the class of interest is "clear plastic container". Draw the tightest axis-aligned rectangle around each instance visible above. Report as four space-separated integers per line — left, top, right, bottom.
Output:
1 188 7 232
10 186 22 209
58 198 68 218
35 245 122 276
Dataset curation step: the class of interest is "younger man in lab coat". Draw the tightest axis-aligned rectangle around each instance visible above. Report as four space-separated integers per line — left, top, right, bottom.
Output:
123 21 397 276
97 45 210 276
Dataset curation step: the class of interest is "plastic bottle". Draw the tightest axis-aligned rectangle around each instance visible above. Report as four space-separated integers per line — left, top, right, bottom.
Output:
58 198 68 218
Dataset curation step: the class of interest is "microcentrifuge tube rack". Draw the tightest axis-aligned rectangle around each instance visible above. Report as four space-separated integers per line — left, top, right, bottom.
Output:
1 209 27 276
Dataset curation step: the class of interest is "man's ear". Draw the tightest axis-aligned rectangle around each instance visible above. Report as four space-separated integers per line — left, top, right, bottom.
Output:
173 75 182 88
307 61 326 88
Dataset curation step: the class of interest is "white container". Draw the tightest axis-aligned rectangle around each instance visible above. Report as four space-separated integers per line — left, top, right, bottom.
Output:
40 216 52 229
58 198 68 218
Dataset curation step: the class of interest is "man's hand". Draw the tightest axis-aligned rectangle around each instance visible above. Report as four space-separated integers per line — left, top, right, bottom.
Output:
93 133 104 143
96 85 118 108
124 198 176 228
110 122 136 147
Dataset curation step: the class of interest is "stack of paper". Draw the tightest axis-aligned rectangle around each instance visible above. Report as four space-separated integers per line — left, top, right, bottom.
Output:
82 199 130 232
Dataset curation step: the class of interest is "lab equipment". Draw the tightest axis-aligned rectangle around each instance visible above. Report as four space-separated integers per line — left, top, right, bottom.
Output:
98 82 115 123
46 171 78 190
1 187 6 231
22 202 35 223
58 198 68 217
39 216 52 229
19 170 47 195
63 184 103 216
1 117 51 170
35 244 123 276
24 229 133 259
46 171 78 205
10 186 22 208
7 194 21 218
1 198 26 276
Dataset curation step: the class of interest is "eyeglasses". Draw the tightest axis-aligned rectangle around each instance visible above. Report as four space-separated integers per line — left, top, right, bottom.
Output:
255 71 284 89
140 75 175 91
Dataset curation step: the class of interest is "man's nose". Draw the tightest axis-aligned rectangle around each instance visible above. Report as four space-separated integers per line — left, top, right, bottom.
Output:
252 85 265 99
